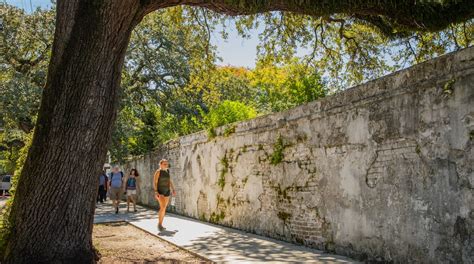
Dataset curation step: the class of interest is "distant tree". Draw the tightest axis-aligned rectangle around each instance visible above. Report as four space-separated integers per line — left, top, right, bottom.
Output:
204 100 257 130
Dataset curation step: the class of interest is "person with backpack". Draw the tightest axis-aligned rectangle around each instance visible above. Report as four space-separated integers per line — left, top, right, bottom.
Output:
124 168 140 212
109 166 124 214
153 159 176 231
97 170 108 203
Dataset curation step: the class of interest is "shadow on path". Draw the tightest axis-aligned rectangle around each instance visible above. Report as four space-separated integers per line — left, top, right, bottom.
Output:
95 201 359 263
158 229 179 237
94 201 156 223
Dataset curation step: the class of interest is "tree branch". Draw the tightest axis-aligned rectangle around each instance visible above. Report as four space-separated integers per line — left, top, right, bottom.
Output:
142 0 474 34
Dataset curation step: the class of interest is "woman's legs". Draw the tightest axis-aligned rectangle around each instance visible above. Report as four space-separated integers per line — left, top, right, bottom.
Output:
157 195 170 228
126 195 130 211
130 194 137 211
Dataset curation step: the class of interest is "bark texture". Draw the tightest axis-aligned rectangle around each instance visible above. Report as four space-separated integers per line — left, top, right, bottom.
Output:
3 0 473 263
4 1 145 263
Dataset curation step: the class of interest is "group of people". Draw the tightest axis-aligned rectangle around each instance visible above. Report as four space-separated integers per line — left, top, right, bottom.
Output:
97 166 140 213
97 159 176 231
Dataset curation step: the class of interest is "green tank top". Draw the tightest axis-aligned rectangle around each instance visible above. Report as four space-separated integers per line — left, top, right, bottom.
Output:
157 169 170 193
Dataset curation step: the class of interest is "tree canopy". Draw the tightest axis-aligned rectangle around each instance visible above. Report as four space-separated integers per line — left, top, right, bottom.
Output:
0 3 472 167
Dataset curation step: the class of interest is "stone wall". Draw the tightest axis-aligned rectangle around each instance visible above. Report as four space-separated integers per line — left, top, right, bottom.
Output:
123 47 474 263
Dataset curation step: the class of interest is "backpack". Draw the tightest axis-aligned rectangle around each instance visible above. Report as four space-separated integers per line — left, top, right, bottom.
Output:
110 171 124 188
110 171 123 180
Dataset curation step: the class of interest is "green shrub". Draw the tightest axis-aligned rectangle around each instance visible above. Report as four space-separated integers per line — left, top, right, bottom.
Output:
204 100 257 132
0 131 33 254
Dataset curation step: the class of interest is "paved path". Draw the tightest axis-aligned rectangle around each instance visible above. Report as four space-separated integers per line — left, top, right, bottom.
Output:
94 202 358 263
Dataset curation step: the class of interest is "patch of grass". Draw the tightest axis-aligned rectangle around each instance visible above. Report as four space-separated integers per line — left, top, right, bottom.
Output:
270 135 286 165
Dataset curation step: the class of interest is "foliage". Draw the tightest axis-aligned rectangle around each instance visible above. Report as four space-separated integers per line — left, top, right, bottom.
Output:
111 7 216 161
0 131 33 254
250 61 327 112
270 135 286 165
204 100 257 131
1 3 471 164
0 129 29 175
0 4 54 174
232 14 473 90
0 4 54 131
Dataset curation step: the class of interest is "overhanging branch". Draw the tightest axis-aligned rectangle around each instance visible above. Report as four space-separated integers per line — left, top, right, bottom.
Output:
141 0 473 34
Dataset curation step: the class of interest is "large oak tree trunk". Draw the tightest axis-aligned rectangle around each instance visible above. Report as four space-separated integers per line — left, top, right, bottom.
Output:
3 1 144 263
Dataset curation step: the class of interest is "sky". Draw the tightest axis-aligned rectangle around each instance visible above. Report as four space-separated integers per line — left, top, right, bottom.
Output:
5 0 261 68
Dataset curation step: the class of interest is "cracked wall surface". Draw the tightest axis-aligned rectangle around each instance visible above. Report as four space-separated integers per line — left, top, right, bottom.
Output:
124 47 474 263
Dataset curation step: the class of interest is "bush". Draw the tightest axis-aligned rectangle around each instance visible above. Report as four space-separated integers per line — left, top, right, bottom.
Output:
0 131 33 254
204 100 257 131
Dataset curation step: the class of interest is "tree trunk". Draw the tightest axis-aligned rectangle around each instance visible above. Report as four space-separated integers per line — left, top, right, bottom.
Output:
3 1 144 263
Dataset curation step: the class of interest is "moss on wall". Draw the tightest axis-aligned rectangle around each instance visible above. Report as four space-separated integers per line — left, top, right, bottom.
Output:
277 211 292 222
443 78 456 96
218 153 229 190
223 125 236 137
270 135 286 165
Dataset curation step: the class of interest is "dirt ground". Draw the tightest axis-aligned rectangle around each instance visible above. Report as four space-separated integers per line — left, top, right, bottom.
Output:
93 222 211 263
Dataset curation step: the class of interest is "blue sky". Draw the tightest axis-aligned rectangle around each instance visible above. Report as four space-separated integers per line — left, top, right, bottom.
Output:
5 0 260 68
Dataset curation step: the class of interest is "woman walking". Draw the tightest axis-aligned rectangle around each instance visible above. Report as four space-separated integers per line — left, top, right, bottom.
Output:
125 169 140 212
153 159 176 231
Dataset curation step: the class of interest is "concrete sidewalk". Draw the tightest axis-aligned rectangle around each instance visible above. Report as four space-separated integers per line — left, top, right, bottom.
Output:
94 202 358 263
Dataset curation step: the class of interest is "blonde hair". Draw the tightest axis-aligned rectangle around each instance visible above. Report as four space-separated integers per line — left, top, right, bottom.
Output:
159 159 168 169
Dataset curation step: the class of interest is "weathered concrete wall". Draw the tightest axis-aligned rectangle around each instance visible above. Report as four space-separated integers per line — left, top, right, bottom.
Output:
124 48 474 263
